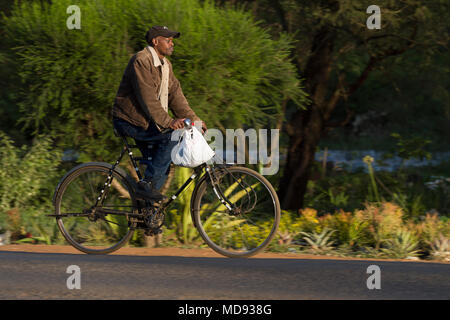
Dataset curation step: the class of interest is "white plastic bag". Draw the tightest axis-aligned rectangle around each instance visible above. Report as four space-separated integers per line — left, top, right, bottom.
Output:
171 126 215 168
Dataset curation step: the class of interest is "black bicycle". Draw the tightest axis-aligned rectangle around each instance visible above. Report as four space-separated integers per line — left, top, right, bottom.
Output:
48 121 280 258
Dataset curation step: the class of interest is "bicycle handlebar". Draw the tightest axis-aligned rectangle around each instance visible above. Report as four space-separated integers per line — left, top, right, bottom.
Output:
183 118 192 128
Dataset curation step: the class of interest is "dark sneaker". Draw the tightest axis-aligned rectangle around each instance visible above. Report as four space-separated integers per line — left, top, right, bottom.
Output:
134 180 167 202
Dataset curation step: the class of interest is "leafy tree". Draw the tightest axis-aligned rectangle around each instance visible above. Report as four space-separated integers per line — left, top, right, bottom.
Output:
219 0 449 210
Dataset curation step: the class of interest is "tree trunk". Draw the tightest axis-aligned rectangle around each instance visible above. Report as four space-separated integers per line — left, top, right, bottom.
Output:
279 27 336 210
280 107 325 210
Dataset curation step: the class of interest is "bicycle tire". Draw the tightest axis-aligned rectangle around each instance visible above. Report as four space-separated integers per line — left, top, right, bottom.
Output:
192 166 280 258
53 163 137 254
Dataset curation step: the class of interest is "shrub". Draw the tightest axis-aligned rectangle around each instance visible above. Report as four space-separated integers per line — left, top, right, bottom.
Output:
297 208 321 233
300 228 336 254
0 132 62 242
321 210 369 248
428 234 449 261
381 228 420 259
419 213 449 243
356 202 404 250
276 210 303 245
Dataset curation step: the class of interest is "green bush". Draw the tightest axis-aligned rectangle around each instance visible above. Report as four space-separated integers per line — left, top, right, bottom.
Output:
0 131 62 242
380 229 420 259
300 228 336 254
320 210 369 248
276 210 303 246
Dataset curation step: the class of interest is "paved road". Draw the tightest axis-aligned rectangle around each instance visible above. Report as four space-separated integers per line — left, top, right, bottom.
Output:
0 251 448 300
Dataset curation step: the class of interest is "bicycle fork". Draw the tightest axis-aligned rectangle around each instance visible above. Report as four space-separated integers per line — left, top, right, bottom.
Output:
205 165 238 214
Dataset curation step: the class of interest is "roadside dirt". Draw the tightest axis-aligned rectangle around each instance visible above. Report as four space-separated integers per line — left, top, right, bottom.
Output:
0 244 448 264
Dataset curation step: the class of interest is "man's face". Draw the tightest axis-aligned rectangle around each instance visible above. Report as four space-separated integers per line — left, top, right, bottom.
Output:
153 36 174 57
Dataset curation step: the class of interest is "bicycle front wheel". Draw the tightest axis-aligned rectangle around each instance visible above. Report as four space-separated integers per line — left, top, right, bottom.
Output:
54 164 137 254
192 166 280 258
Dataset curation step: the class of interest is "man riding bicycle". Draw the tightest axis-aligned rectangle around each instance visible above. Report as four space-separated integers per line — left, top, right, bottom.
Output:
111 25 206 202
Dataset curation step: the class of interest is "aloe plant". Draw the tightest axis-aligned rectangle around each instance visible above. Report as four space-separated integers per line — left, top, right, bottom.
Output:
381 229 420 259
428 234 449 261
300 228 336 253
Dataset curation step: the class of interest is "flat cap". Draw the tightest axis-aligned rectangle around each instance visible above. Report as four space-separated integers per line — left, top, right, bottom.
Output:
146 25 180 44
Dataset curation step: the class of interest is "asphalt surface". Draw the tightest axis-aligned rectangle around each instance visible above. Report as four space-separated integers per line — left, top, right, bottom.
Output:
0 250 448 300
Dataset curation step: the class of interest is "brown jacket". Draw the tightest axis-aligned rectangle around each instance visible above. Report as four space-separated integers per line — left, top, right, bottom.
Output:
112 46 200 130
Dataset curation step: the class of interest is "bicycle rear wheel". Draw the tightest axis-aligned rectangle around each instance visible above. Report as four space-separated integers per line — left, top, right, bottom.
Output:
192 166 280 258
53 163 136 254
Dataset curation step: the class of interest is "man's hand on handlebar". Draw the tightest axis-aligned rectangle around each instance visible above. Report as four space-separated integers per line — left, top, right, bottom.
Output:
169 118 207 134
169 118 186 130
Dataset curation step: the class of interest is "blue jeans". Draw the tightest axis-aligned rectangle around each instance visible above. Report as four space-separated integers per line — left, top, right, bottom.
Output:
113 118 177 190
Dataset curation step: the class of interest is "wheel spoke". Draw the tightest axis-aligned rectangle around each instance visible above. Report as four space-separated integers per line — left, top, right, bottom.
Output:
101 218 122 226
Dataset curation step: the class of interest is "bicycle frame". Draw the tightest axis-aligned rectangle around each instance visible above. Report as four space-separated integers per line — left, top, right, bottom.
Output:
47 130 237 223
97 132 237 218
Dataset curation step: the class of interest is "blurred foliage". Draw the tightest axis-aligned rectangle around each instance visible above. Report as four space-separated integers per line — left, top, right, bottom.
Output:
166 167 199 244
319 49 450 152
380 229 420 259
0 132 61 213
300 228 336 254
428 234 449 261
0 131 63 242
320 210 369 248
276 210 303 246
302 159 450 218
356 202 405 250
388 133 432 162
